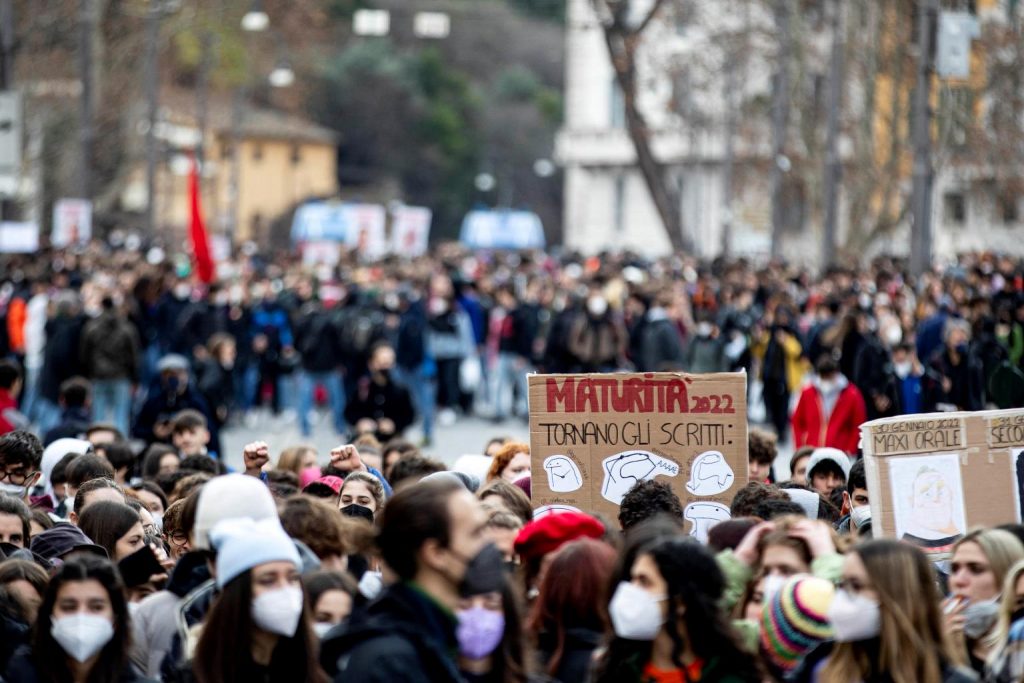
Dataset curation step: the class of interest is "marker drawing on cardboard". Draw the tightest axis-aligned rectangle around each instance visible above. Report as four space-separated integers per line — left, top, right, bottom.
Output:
889 453 966 552
533 504 583 520
684 502 731 544
543 455 583 493
601 450 680 505
685 451 735 496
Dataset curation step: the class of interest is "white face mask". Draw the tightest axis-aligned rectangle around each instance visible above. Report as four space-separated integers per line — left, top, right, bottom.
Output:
608 581 666 641
827 589 881 642
963 597 1001 639
358 570 384 600
850 505 872 529
51 613 115 662
894 361 913 379
819 379 838 394
151 512 164 533
762 574 789 605
587 297 608 317
251 585 304 638
313 621 335 639
0 481 26 498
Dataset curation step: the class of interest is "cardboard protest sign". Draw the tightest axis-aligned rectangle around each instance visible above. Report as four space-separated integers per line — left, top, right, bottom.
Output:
528 372 748 542
861 408 1024 556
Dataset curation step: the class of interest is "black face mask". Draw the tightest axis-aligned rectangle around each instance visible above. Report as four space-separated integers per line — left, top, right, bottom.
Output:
454 543 507 598
340 504 375 523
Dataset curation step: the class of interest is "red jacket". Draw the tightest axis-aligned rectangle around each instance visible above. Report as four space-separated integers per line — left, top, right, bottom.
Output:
791 382 867 454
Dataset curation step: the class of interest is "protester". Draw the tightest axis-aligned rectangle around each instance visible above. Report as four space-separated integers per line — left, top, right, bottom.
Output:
76 501 146 562
478 479 533 525
804 447 851 499
41 378 92 447
304 571 359 639
78 297 140 437
321 477 501 682
946 529 1024 674
486 442 531 484
985 559 1024 682
0 360 28 435
618 480 683 531
788 446 814 486
528 538 617 682
183 517 326 683
594 535 760 682
792 355 867 454
3 554 149 682
748 428 777 483
0 430 43 504
0 494 31 548
338 471 386 518
793 539 975 683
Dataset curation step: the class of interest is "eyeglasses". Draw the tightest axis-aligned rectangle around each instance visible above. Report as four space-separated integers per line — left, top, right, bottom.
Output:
167 531 189 547
0 467 37 486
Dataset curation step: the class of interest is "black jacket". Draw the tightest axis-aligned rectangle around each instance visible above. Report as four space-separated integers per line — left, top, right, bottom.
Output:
344 373 415 435
4 646 156 683
632 315 684 372
320 582 464 683
39 315 85 403
79 310 141 382
295 304 345 373
537 626 602 683
42 407 92 446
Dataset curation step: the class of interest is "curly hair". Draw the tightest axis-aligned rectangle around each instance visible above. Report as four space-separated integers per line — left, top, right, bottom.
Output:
486 442 530 482
748 428 777 465
279 495 348 560
618 480 683 531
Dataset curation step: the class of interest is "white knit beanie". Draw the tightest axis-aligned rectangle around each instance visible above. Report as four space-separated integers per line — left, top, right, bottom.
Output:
211 517 300 588
192 474 278 550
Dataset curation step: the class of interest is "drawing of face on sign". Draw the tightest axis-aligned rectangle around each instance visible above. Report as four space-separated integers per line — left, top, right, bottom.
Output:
601 450 680 506
543 455 583 493
685 451 735 496
533 504 583 520
890 454 966 551
684 502 731 544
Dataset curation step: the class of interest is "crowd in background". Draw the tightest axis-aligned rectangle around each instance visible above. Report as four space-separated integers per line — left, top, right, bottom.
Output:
0 243 1022 681
0 244 1021 455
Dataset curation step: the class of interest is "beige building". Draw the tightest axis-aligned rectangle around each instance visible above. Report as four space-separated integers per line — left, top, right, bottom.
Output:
121 92 339 245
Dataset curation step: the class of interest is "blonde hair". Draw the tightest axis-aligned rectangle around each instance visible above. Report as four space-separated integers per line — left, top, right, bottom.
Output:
276 444 317 475
821 540 955 683
989 559 1024 668
952 529 1024 658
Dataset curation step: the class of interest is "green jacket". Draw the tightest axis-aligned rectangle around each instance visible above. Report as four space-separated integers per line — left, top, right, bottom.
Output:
716 548 845 613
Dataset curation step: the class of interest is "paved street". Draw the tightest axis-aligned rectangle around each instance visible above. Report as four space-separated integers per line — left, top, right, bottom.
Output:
221 408 529 472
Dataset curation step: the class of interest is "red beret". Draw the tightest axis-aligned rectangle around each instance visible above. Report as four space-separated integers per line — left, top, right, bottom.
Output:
514 511 605 562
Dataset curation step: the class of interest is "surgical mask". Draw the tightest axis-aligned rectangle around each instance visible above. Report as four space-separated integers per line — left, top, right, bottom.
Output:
608 581 666 641
696 322 713 337
762 574 789 604
884 325 902 347
312 621 335 639
51 613 115 662
963 597 1001 639
151 512 164 533
819 379 838 394
850 505 871 529
827 589 881 642
251 585 304 638
358 570 383 600
456 606 505 659
0 481 27 498
587 297 608 317
174 284 191 300
894 361 913 379
456 544 507 598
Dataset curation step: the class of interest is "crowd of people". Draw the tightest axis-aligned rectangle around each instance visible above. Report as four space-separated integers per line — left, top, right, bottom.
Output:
0 245 1021 453
0 243 1022 681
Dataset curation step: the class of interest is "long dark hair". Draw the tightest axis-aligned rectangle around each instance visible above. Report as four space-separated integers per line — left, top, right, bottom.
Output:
192 568 326 683
31 553 131 683
489 581 530 683
76 500 140 560
594 536 759 683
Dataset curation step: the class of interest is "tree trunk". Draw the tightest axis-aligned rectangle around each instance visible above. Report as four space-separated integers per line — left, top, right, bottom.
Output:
769 0 793 259
598 5 691 254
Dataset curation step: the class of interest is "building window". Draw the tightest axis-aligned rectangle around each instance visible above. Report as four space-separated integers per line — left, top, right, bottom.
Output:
1001 195 1019 224
613 174 626 234
252 144 264 162
944 192 966 224
290 144 302 165
610 78 625 129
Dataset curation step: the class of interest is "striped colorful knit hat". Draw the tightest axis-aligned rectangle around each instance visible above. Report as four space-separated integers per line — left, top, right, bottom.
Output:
760 576 835 673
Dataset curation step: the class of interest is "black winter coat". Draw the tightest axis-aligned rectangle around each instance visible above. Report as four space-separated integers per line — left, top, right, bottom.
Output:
320 583 464 683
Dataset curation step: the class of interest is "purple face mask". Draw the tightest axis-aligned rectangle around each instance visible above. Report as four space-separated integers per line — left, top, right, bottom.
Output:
456 606 505 660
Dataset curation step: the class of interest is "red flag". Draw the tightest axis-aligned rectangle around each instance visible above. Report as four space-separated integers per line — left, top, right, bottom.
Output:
189 157 215 284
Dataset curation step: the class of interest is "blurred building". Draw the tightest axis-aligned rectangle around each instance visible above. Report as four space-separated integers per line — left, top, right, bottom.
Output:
557 0 1024 261
119 90 339 245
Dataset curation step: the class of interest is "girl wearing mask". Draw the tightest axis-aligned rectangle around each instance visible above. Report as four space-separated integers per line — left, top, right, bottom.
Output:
945 529 1024 675
3 554 151 682
186 517 325 683
456 584 529 683
594 536 759 683
338 472 385 518
527 538 617 682
793 539 974 683
76 500 146 562
304 571 359 639
719 516 843 612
